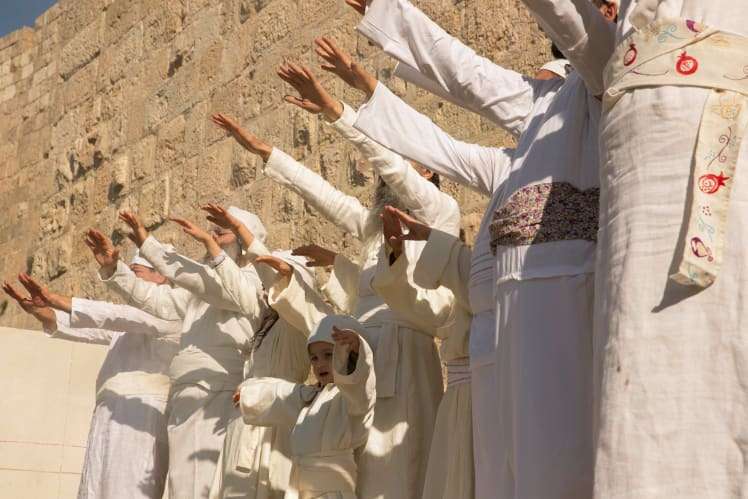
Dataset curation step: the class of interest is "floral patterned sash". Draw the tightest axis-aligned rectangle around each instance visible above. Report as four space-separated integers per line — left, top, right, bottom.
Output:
604 18 748 288
489 182 599 254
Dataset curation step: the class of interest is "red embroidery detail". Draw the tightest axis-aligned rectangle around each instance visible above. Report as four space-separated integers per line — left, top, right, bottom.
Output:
698 172 730 194
690 237 714 261
624 43 637 66
686 20 701 33
676 51 699 75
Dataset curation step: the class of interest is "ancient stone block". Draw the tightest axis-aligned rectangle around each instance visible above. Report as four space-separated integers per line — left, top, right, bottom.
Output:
59 13 103 81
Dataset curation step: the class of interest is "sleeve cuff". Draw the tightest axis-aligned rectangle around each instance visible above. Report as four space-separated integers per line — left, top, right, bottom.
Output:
99 259 131 283
208 251 228 268
139 235 164 264
413 228 456 289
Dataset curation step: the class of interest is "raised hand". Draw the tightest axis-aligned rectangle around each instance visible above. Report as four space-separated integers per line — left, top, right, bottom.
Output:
84 229 120 273
169 217 222 258
386 206 431 240
3 280 57 329
119 211 149 248
332 325 361 353
277 61 343 121
254 255 293 278
314 37 377 97
201 203 256 250
17 273 71 313
344 0 366 16
382 207 405 257
210 113 273 161
292 244 337 267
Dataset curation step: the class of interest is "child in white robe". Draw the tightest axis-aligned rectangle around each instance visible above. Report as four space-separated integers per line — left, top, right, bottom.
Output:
239 314 376 499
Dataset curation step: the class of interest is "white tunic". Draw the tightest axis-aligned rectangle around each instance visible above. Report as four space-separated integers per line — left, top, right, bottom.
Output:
355 1 600 497
262 106 456 499
239 335 376 499
582 1 748 497
49 298 180 499
371 240 473 499
208 253 311 499
105 237 266 499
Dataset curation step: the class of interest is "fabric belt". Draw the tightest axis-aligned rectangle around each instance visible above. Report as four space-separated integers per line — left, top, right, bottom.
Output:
489 182 599 254
170 345 247 391
97 371 170 400
604 18 748 288
286 449 357 499
446 357 471 388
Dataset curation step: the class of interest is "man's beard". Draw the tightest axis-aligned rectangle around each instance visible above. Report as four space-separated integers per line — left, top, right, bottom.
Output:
372 179 406 223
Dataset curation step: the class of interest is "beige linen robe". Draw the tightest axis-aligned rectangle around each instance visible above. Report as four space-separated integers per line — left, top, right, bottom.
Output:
105 236 266 499
371 237 473 499
239 334 376 499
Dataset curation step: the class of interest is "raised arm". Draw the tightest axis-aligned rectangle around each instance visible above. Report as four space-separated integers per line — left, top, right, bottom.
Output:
257 255 336 336
49 308 114 345
355 0 538 135
279 58 460 235
212 114 373 240
69 297 182 336
520 0 615 96
238 377 307 427
332 329 376 417
357 81 515 197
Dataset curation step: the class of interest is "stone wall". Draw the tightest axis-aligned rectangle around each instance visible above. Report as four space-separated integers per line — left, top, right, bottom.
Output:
0 0 549 329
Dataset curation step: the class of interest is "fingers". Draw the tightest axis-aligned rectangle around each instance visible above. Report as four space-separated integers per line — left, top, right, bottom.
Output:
119 211 143 231
168 216 191 229
291 244 319 257
2 281 26 302
254 255 292 276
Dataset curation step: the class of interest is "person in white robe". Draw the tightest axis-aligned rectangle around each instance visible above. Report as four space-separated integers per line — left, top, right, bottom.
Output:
330 2 615 496
525 0 748 495
96 209 268 499
198 205 315 499
239 313 376 499
212 66 458 499
371 206 473 499
3 262 180 499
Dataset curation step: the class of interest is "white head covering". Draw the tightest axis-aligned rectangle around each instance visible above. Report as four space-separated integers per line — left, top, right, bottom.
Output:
308 314 366 346
272 250 316 290
540 59 572 79
227 206 267 244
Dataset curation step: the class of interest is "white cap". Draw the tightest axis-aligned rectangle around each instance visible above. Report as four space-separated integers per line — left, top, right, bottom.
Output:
308 314 366 346
540 59 572 78
227 206 267 244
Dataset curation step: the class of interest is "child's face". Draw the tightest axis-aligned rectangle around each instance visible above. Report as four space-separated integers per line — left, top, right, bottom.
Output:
309 341 334 385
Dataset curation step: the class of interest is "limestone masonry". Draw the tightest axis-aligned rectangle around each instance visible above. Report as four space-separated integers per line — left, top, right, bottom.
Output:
0 0 549 329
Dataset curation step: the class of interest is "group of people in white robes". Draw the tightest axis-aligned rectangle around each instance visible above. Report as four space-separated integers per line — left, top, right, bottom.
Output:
5 0 748 497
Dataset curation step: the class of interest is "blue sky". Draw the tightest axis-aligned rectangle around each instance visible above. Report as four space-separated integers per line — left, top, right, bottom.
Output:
0 0 58 38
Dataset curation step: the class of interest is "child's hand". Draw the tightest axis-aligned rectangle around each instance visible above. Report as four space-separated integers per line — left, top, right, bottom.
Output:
332 326 360 354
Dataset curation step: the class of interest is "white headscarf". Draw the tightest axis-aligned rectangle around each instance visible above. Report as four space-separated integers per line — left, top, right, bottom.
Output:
308 314 366 346
272 250 317 290
228 206 267 244
540 59 572 78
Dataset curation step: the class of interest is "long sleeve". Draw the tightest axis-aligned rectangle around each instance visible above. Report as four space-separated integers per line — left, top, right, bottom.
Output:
357 82 515 197
103 259 191 321
269 270 335 337
412 228 472 310
321 253 360 315
46 309 114 345
239 377 306 427
333 334 376 417
139 235 264 315
520 0 615 96
357 0 538 136
264 147 374 240
69 297 182 336
329 103 461 236
210 251 268 319
371 252 455 336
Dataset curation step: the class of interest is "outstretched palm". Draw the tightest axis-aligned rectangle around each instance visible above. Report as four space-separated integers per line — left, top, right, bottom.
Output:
314 37 377 97
278 62 341 120
84 229 120 269
210 113 273 160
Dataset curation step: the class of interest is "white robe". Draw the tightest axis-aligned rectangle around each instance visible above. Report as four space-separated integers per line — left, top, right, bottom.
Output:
371 238 473 499
261 104 457 499
239 336 376 499
49 298 180 499
208 253 311 499
104 237 267 499
579 1 748 497
355 2 600 497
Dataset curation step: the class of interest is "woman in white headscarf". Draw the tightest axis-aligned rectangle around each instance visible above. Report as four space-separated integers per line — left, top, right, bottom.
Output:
100 208 268 499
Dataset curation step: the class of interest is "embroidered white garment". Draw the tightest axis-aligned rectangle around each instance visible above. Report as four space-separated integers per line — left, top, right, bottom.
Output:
590 1 748 497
